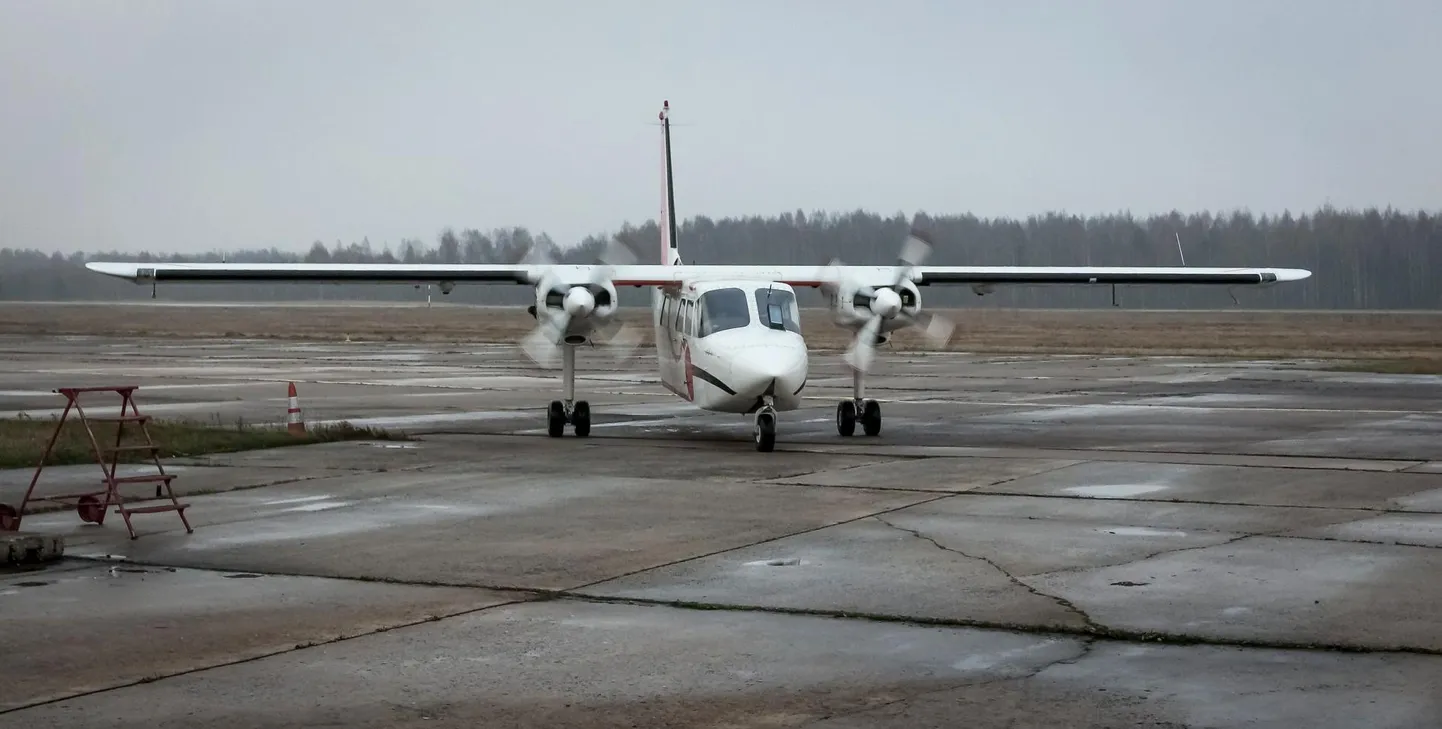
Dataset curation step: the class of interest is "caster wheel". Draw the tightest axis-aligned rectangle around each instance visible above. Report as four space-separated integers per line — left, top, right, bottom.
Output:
547 400 566 437
572 400 591 437
754 411 776 452
861 399 882 436
836 400 856 437
77 494 104 524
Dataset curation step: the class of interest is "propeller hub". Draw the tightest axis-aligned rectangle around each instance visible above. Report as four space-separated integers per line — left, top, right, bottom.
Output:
869 288 903 318
562 286 595 317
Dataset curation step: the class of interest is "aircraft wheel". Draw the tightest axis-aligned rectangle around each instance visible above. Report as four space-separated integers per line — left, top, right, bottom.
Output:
547 400 566 437
572 400 591 437
860 399 882 436
836 400 856 437
754 410 776 453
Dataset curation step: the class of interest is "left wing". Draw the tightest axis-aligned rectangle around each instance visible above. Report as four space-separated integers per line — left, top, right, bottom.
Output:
84 261 1310 289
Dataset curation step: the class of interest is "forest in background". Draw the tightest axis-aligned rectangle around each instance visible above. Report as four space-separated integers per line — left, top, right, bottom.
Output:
2 206 1438 310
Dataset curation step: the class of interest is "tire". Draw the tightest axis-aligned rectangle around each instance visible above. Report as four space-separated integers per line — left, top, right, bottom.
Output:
547 400 566 437
836 400 857 436
861 399 882 436
754 411 776 452
572 400 591 437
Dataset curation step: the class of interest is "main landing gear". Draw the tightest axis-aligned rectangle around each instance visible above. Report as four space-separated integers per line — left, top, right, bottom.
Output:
548 399 590 437
836 367 881 437
546 344 591 438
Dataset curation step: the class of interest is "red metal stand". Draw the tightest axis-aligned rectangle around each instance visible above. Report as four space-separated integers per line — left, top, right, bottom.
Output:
0 386 193 539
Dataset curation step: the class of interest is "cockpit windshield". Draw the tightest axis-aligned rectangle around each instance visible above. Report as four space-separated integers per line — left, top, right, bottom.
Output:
697 287 751 337
755 287 802 334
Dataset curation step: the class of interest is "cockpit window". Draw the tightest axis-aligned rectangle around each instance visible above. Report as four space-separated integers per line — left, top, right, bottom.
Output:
755 287 802 334
697 287 751 337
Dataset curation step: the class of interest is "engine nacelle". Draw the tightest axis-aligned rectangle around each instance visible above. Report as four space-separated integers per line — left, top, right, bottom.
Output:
530 275 619 344
828 278 922 339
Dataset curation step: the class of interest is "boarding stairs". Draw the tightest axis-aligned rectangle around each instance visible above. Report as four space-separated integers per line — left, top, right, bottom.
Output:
0 386 193 539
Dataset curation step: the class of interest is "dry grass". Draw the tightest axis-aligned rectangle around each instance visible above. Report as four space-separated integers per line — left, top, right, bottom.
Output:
2 302 1440 370
0 415 404 470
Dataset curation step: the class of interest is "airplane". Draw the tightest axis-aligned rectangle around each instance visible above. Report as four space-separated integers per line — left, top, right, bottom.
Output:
85 101 1312 452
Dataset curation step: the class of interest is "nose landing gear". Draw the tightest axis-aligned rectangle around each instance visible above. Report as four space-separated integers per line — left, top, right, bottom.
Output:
754 396 777 452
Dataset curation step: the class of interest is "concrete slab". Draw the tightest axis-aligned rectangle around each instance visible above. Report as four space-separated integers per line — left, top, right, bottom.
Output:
1026 536 1442 651
985 460 1442 511
811 641 1442 729
0 563 512 711
7 600 1440 729
35 470 935 591
577 493 1388 646
1394 487 1442 512
763 456 1083 492
578 517 1093 630
1287 513 1442 548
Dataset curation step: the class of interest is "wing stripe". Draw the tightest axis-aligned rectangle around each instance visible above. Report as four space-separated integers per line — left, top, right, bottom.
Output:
127 269 529 284
917 271 1278 285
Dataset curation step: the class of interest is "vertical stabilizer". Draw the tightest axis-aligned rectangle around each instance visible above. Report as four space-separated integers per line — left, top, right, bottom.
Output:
659 100 681 266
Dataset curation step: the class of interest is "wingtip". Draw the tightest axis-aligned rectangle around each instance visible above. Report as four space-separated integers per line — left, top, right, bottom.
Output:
85 261 139 279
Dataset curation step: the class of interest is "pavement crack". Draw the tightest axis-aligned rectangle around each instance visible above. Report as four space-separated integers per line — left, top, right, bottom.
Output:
566 492 957 593
798 639 1097 727
1033 532 1261 579
872 515 1105 634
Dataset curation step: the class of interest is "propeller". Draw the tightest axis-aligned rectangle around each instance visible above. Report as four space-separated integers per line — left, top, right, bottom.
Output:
518 237 644 369
836 229 955 373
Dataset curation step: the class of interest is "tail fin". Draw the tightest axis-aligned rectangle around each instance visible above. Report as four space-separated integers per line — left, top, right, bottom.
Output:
659 100 681 266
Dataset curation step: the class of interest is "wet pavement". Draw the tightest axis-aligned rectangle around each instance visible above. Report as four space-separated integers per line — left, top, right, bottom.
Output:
2 334 1442 727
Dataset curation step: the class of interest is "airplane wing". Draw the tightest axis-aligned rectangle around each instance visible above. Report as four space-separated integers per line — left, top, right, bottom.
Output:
84 261 1311 288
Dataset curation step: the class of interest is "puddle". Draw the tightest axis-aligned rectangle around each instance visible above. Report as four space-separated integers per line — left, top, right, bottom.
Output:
1064 484 1170 498
282 500 353 513
263 495 334 506
745 558 802 567
1099 526 1189 537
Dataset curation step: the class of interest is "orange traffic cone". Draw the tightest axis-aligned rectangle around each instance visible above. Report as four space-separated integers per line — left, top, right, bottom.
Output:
287 381 306 436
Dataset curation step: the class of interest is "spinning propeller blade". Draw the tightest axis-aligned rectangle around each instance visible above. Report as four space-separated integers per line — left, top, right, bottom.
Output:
840 229 954 373
519 237 644 369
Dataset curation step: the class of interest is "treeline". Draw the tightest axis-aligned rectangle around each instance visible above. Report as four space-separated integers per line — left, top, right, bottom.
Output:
2 206 1437 309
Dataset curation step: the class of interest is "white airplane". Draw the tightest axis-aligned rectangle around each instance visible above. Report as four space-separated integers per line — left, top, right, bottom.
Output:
86 101 1312 452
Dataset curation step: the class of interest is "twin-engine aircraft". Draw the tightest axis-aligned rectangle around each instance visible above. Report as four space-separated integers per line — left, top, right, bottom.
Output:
86 101 1311 452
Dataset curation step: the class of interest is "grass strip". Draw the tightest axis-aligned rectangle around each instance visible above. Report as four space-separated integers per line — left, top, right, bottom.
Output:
0 415 405 469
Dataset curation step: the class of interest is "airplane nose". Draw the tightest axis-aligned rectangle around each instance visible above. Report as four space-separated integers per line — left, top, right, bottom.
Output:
731 344 808 397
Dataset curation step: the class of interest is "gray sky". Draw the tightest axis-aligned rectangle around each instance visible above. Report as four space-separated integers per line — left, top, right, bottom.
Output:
2 0 1439 256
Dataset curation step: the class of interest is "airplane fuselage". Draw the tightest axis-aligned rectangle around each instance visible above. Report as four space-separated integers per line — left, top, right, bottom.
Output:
653 278 808 414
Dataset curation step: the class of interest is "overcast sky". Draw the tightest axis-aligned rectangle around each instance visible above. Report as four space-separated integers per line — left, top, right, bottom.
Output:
2 0 1438 256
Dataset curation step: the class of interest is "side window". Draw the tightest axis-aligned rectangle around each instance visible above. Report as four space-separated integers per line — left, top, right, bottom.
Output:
754 287 802 334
